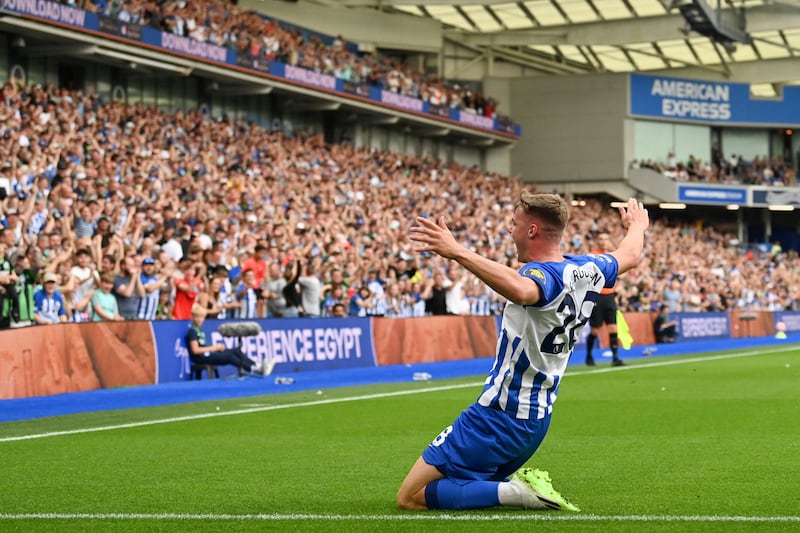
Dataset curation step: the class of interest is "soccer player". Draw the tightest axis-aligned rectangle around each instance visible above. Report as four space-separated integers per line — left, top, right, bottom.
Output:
398 192 648 511
585 232 624 367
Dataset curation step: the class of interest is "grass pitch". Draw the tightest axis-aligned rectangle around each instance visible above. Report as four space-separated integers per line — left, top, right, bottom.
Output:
1 345 799 532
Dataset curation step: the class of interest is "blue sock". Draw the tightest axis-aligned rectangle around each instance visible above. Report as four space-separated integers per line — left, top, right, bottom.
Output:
425 478 501 510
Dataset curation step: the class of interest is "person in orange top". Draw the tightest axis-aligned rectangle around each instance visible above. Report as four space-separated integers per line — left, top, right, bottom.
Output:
585 232 624 367
240 244 268 287
172 258 204 320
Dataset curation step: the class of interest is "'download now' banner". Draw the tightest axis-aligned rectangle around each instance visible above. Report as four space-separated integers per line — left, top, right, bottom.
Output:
151 317 376 382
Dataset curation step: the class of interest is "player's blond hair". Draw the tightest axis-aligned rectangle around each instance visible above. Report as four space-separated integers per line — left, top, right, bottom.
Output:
515 192 569 235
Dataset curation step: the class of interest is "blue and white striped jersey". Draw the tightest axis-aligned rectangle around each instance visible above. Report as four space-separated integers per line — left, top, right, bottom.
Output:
137 272 160 320
235 283 259 319
34 290 67 323
477 253 618 420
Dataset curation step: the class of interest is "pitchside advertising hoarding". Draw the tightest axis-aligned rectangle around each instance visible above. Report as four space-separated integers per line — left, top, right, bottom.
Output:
1 0 520 137
630 73 800 126
153 318 376 382
773 311 800 332
677 312 731 341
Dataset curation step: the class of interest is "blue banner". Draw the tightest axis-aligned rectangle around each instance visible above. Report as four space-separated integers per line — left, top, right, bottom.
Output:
0 0 519 137
630 73 800 126
152 317 376 382
773 311 800 332
678 185 747 204
677 312 730 340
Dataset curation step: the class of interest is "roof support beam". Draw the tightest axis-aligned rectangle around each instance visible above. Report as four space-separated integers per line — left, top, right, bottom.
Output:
652 55 800 84
445 5 800 47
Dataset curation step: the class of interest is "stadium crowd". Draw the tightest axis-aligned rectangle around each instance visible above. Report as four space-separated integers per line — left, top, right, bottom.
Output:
1 78 800 328
72 0 498 119
632 149 797 186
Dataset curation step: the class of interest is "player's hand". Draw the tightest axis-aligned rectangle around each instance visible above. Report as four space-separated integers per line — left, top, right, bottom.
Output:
408 216 462 260
619 198 649 231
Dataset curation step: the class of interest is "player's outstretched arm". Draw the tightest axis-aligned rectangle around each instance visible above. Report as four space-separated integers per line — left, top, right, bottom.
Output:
610 198 649 274
409 216 540 305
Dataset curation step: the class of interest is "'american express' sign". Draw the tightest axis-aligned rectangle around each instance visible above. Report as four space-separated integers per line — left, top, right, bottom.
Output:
630 73 800 126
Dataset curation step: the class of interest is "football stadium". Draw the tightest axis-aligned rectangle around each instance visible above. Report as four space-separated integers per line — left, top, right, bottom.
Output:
1 0 799 530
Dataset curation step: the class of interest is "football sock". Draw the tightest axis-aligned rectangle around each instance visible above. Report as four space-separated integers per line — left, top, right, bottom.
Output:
497 479 540 508
609 332 619 358
586 334 596 358
425 478 501 510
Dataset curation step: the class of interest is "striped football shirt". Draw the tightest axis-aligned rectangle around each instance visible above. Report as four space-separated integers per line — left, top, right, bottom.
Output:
477 253 618 420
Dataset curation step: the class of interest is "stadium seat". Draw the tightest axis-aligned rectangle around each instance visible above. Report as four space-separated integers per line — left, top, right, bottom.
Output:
190 364 219 380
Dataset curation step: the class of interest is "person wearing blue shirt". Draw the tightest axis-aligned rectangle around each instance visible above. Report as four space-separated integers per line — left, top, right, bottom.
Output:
34 272 68 324
397 193 649 512
235 269 259 319
137 257 169 320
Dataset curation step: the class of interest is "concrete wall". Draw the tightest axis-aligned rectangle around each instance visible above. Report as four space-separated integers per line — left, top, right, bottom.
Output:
508 73 628 186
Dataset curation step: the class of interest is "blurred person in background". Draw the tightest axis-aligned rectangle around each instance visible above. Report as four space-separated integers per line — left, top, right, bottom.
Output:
91 273 123 321
298 262 322 318
113 256 144 320
653 304 678 343
585 232 625 367
34 272 68 324
185 305 271 376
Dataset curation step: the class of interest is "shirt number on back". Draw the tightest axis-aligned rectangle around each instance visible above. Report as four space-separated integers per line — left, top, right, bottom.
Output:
540 291 599 354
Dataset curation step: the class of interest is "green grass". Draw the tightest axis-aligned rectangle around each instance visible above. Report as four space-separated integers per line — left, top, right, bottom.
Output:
1 346 799 532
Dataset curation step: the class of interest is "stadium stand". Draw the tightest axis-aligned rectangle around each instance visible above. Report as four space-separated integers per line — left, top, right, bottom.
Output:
634 154 796 186
81 0 499 118
2 78 799 329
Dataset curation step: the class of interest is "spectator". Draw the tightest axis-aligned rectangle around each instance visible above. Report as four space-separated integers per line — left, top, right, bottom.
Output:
421 271 449 316
444 265 468 315
10 254 37 329
69 248 99 323
348 285 374 317
323 284 347 317
298 262 322 317
91 273 123 321
113 256 145 320
282 261 303 318
34 272 68 324
155 289 173 320
234 268 260 320
137 257 171 320
264 262 288 318
172 257 203 320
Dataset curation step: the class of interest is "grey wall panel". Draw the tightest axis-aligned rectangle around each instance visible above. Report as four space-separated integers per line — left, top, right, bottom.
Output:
509 74 628 184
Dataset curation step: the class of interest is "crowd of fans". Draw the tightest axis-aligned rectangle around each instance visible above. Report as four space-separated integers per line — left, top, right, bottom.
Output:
70 0 499 118
1 78 800 329
632 149 797 186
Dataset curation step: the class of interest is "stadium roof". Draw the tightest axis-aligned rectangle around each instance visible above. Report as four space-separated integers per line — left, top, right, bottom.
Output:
314 0 800 98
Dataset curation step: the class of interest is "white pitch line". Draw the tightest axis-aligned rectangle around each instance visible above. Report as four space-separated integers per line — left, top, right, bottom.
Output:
1 344 797 444
0 512 798 522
